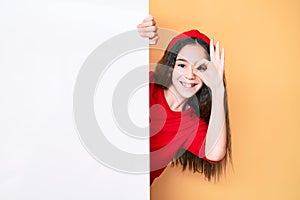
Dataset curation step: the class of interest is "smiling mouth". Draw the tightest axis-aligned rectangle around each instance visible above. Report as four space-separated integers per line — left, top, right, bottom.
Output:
180 81 197 88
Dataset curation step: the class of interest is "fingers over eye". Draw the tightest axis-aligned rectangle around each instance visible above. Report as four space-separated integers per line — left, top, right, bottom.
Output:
197 65 207 72
195 58 210 68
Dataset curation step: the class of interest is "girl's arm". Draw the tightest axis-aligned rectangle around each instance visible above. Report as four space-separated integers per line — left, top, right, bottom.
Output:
205 84 227 161
195 40 227 161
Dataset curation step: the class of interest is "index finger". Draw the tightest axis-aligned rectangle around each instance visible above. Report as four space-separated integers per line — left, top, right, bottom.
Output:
194 58 210 77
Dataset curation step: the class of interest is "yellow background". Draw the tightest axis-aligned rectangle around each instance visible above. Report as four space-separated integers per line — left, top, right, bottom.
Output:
149 0 300 199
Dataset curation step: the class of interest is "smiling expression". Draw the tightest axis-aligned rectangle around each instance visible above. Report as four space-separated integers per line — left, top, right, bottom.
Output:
170 44 209 101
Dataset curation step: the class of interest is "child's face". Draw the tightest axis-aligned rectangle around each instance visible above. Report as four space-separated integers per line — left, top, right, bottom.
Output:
171 44 209 99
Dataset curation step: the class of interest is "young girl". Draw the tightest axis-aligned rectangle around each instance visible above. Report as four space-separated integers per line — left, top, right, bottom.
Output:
138 15 232 185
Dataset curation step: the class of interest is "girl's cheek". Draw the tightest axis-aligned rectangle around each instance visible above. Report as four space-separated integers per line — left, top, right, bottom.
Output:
197 78 203 83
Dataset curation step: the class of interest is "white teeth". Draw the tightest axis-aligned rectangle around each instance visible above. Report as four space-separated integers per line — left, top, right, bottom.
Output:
181 82 193 88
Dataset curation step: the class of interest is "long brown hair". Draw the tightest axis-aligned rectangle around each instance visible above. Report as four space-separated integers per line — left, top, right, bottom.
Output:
154 37 232 181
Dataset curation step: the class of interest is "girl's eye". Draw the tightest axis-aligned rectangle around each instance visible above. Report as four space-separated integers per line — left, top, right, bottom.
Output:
197 64 207 72
178 64 185 68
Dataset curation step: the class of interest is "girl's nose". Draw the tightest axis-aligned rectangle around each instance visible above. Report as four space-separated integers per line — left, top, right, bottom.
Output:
185 65 196 80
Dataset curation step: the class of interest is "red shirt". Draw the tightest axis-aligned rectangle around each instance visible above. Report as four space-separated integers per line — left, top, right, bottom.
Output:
150 71 215 185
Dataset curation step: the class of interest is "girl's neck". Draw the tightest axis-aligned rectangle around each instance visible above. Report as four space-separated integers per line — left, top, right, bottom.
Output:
164 86 189 112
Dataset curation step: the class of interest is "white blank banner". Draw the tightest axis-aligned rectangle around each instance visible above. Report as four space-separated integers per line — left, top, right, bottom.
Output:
0 0 149 199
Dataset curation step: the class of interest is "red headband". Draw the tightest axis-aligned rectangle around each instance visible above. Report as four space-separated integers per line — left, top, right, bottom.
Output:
167 29 210 51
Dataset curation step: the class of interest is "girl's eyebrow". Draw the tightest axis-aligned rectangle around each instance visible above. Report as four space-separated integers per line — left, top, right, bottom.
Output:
176 58 188 62
176 58 194 66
